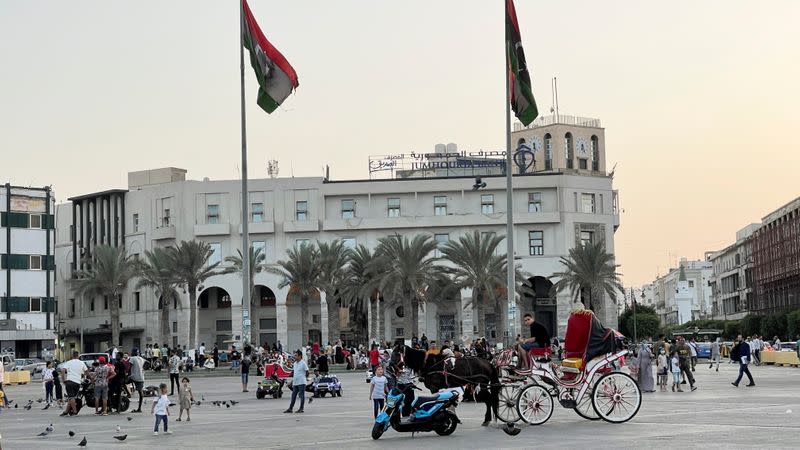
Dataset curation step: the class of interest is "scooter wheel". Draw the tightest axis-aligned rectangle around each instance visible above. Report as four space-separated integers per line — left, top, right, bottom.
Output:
371 422 386 440
435 414 458 436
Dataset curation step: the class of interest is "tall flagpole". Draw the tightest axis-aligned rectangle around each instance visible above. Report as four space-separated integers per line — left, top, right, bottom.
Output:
239 0 252 346
504 0 516 346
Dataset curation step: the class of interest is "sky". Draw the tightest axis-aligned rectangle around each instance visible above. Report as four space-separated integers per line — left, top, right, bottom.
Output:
2 1 799 287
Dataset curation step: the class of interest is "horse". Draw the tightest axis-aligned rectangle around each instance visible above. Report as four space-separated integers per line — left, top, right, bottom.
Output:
393 345 500 426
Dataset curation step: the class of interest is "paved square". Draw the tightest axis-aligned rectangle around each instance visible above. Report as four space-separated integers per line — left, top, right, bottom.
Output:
2 363 799 449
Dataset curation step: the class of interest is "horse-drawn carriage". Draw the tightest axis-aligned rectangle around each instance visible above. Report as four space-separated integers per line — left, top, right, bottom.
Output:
494 309 641 426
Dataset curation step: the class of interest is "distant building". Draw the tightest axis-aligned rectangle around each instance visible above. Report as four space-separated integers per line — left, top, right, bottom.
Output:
0 184 57 358
652 258 713 326
751 197 800 314
708 224 759 320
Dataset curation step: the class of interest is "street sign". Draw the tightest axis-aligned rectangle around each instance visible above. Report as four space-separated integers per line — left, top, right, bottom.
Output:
243 319 251 327
242 310 249 318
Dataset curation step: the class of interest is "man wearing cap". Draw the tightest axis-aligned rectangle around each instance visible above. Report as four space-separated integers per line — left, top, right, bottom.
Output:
674 336 697 391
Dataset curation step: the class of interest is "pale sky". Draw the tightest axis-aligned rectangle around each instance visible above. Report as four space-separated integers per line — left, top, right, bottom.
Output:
2 1 799 287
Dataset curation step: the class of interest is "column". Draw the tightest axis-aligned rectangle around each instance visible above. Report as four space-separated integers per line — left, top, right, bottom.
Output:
231 285 244 345
274 285 290 351
460 288 474 340
320 291 328 345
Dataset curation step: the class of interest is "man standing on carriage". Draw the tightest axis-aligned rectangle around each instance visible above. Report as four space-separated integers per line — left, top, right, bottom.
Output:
515 313 551 371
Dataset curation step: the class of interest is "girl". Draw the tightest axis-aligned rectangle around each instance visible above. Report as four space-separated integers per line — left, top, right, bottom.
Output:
177 377 194 422
670 351 683 392
151 383 171 435
42 361 56 404
656 349 668 392
369 366 388 418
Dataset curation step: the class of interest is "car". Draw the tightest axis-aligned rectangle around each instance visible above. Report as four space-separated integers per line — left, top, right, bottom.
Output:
79 352 111 368
14 358 47 374
695 343 712 359
312 375 342 398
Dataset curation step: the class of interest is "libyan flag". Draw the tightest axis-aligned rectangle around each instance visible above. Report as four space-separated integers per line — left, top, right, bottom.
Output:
506 0 538 126
241 0 299 114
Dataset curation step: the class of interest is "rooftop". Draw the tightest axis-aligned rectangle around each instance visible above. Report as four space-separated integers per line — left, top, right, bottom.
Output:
513 114 602 132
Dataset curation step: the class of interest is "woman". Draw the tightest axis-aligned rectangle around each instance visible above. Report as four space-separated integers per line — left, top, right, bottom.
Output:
637 342 655 393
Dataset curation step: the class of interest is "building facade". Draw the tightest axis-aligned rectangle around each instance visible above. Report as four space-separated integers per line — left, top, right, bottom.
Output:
1 184 57 358
652 258 713 326
751 197 800 314
708 224 759 320
55 115 620 353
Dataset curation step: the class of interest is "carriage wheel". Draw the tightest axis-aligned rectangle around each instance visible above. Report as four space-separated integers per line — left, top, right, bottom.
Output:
516 385 554 425
591 372 641 423
496 385 521 423
573 388 600 421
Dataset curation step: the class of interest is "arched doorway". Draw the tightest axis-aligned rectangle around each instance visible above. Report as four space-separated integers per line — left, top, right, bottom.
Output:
198 287 232 348
522 276 557 338
253 285 277 348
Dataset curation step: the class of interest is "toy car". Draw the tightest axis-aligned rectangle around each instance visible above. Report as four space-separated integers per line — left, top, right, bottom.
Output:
312 375 342 397
256 377 284 399
366 369 374 383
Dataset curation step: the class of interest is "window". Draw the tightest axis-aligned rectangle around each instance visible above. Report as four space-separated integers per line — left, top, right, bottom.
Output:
312 314 320 324
579 158 588 170
90 298 95 312
29 255 42 270
296 238 311 247
30 297 41 312
341 199 355 219
162 208 171 227
209 243 222 265
581 193 596 213
580 231 594 246
134 292 141 311
133 214 139 232
253 241 266 257
528 192 542 212
565 133 574 169
69 298 75 316
342 238 356 250
434 233 449 257
387 198 400 217
260 318 277 329
173 336 178 348
251 203 264 223
172 321 178 333
481 194 494 214
529 231 543 256
103 296 108 310
216 320 232 331
689 281 695 288
29 214 42 229
296 201 308 221
434 196 447 216
396 327 405 337
206 204 220 224
217 295 231 309
591 135 599 171
544 133 553 170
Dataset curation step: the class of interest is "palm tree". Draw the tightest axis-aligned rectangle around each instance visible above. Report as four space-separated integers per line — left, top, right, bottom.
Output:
135 247 181 346
266 242 324 345
172 240 220 349
550 240 623 314
221 246 266 344
71 245 138 348
317 240 349 344
340 245 382 342
441 230 507 339
372 234 441 339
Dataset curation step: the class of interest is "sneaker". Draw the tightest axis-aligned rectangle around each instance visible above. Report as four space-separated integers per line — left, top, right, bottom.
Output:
690 386 697 392
746 383 756 387
102 412 108 416
187 418 190 422
731 382 738 387
296 409 304 413
165 430 172 434
283 409 292 413
153 432 159 436
176 418 182 422
680 381 686 384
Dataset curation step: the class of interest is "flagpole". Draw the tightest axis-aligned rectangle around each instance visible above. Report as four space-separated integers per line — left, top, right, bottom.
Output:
504 0 516 346
239 0 252 346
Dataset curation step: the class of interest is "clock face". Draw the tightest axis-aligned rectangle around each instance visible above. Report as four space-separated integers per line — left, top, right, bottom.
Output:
576 137 590 155
529 136 543 152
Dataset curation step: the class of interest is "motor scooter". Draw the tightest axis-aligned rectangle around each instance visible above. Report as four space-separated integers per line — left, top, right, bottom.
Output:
371 384 461 440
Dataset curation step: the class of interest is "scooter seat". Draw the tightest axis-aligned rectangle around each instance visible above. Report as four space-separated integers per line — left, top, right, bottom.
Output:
413 395 441 406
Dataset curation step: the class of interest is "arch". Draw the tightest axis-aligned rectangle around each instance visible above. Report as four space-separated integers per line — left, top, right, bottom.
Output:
197 286 233 347
591 135 599 171
544 133 553 170
198 286 231 309
253 285 277 347
565 132 574 169
522 276 557 338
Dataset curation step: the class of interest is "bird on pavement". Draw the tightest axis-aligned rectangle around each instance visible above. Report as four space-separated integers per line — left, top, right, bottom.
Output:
37 424 54 437
230 400 239 406
113 435 128 441
201 395 205 401
78 436 87 447
127 416 133 421
68 431 75 437
36 398 44 403
24 403 33 410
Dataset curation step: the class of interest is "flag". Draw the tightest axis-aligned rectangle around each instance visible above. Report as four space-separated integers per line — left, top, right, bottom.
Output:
241 0 299 114
506 0 538 126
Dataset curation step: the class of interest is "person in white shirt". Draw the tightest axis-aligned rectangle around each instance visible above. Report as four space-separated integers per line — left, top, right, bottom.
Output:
60 351 87 416
42 361 56 404
198 343 206 366
284 350 309 413
369 366 389 418
151 383 172 435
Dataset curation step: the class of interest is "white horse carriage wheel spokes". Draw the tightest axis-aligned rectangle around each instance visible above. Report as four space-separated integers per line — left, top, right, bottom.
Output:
591 372 642 423
496 384 522 423
515 384 554 425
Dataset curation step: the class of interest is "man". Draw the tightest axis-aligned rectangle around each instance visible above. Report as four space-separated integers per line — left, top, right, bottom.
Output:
212 344 219 368
129 348 146 412
168 350 181 395
709 338 721 372
60 351 87 416
276 340 283 353
795 335 800 361
752 335 762 366
317 352 329 375
674 336 697 391
93 356 113 415
688 338 699 371
284 350 309 413
198 342 206 367
369 344 380 372
731 334 755 387
109 353 127 413
420 333 429 351
515 313 551 370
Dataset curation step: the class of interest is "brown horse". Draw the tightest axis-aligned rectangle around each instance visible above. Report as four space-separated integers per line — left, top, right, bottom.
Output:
394 345 500 426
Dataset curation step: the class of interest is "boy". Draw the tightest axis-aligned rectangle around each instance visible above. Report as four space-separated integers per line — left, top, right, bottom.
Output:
369 366 388 418
151 383 172 435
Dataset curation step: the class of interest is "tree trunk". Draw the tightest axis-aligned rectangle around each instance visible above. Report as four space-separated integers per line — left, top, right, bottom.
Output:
189 285 198 350
370 298 378 343
378 298 385 342
301 294 309 345
160 294 170 348
327 292 340 344
410 296 420 339
110 292 121 348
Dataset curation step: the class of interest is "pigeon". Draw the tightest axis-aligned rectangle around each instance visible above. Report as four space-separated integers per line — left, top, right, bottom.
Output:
113 435 128 441
201 395 205 401
78 436 87 447
37 424 54 437
226 403 230 408
229 400 239 406
14 404 18 408
69 431 76 437
24 403 33 410
37 398 44 403
127 416 133 421
196 401 201 406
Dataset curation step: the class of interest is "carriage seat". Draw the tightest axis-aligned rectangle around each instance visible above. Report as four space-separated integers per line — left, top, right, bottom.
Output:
559 310 594 373
528 346 551 360
561 357 584 372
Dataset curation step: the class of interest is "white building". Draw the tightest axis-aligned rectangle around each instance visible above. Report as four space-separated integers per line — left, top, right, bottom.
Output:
1 184 57 358
55 115 621 353
652 258 713 325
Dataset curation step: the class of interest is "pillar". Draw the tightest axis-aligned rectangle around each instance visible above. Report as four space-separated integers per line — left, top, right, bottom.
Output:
460 288 474 340
320 291 328 345
275 285 291 352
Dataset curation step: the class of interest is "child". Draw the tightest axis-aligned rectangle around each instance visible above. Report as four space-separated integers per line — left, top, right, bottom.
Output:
151 383 172 435
42 361 55 404
670 352 683 392
656 349 668 392
369 366 388 418
177 377 193 422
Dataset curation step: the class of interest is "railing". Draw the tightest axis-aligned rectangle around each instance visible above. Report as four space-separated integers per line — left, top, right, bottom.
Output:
514 114 601 131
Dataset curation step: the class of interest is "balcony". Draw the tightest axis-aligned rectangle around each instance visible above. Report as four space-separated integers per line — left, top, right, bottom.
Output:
194 223 230 237
151 225 175 241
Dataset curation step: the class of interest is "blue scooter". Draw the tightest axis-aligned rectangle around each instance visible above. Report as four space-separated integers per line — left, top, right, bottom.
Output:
371 384 461 440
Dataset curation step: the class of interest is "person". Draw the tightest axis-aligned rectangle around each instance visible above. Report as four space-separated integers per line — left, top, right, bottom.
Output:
109 352 127 413
212 345 219 368
656 349 668 392
93 356 113 415
0 358 7 406
144 345 153 364
176 377 193 422
111 346 119 361
129 348 146 412
751 335 761 366
276 340 283 353
731 335 755 387
709 338 722 372
420 334 429 351
241 353 251 393
795 335 800 361
151 383 172 435
198 342 206 367
284 350 309 413
674 336 697 391
637 342 655 393
688 338 699 371
369 365 388 418
168 350 181 395
670 351 682 392
515 313 551 370
369 344 380 372
441 342 456 370
317 352 329 375
42 361 56 404
60 351 87 416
